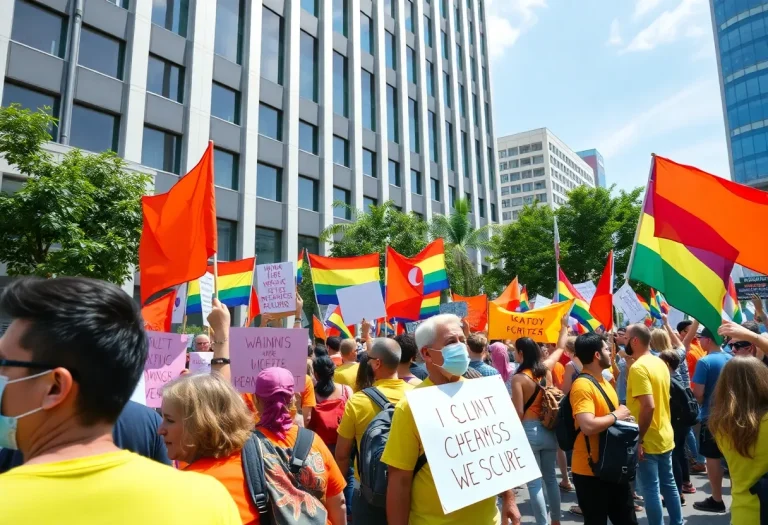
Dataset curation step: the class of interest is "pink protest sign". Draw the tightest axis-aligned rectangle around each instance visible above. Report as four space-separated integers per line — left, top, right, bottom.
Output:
229 327 308 394
144 331 188 408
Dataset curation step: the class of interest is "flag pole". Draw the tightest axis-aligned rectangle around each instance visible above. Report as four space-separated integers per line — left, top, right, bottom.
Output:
306 253 324 326
554 215 560 301
213 253 219 299
625 155 655 283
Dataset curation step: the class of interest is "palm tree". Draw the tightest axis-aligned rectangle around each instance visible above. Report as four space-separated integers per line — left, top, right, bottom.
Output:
429 198 494 296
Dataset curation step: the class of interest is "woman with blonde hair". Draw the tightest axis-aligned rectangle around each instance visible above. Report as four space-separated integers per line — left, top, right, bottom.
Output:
709 357 768 524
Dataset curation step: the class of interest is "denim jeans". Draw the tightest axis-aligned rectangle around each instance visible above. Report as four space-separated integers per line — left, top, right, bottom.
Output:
327 443 355 516
636 450 683 525
687 425 705 464
522 419 561 525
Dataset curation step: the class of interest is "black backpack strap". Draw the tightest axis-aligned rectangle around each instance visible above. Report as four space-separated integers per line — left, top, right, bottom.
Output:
520 373 542 414
289 427 315 475
242 432 272 525
575 373 616 412
362 387 391 410
414 453 428 476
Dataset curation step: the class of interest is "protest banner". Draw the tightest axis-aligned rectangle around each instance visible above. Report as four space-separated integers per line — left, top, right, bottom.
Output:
532 295 551 309
257 261 296 313
337 281 386 325
614 282 648 324
667 307 685 329
199 272 214 327
487 300 574 342
189 351 214 374
230 327 308 393
144 332 188 408
407 375 542 513
735 276 768 300
440 301 469 318
573 280 597 304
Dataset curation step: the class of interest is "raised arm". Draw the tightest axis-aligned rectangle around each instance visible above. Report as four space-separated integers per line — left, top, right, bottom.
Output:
719 320 768 361
209 299 231 381
662 313 684 349
682 319 699 350
542 316 569 370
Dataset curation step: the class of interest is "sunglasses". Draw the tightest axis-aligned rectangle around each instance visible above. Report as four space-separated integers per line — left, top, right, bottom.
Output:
731 341 753 350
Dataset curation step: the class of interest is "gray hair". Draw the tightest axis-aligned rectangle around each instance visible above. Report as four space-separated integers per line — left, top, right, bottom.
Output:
415 314 462 351
370 337 402 370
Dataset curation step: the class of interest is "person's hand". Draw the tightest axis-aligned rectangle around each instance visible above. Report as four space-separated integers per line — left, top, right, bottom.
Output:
207 298 230 334
613 405 631 421
361 319 371 336
461 317 470 334
561 315 569 329
718 320 757 342
500 490 521 525
638 443 645 462
295 291 304 317
661 312 668 324
752 294 765 314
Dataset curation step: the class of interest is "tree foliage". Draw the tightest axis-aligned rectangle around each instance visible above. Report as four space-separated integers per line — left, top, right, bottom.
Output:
0 104 151 284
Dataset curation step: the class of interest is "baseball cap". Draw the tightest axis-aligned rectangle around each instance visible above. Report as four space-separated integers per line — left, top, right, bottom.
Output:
254 367 295 398
699 327 715 340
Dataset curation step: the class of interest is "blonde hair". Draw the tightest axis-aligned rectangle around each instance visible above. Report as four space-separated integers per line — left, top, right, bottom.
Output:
162 373 253 459
650 328 672 352
709 357 768 459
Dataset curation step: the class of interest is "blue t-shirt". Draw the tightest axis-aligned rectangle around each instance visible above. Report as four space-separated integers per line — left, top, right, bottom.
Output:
692 351 732 420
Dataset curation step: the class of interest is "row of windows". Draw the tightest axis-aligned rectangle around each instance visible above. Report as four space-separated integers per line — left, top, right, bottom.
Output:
714 0 767 28
549 142 591 182
726 93 768 135
500 181 546 195
498 141 543 159
718 10 768 57
499 167 545 183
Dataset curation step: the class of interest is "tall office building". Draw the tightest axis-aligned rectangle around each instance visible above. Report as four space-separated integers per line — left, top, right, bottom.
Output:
710 0 768 189
497 128 595 223
576 148 606 188
0 0 500 305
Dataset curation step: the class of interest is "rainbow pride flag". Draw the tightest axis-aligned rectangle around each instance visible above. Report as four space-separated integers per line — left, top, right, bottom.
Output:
656 290 670 314
723 277 743 323
411 239 450 295
420 291 441 319
326 305 353 339
558 269 601 331
296 249 305 286
309 253 380 305
636 293 650 313
649 288 662 320
187 258 254 313
519 286 530 312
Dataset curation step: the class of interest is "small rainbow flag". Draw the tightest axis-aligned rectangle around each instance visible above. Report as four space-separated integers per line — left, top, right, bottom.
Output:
649 288 662 320
326 305 353 339
519 286 530 312
309 253 380 305
723 277 744 324
187 257 254 313
656 290 670 314
558 269 601 332
296 249 305 286
636 293 651 313
420 291 441 319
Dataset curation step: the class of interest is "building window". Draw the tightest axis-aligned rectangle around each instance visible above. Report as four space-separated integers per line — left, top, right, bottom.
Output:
333 0 348 35
211 82 240 124
459 86 467 117
442 31 449 60
299 121 318 155
407 47 417 84
455 5 461 28
142 126 181 174
11 0 67 58
147 55 184 102
411 169 423 195
462 132 470 178
332 53 349 118
363 149 377 178
298 176 319 211
469 20 474 44
426 61 435 97
261 7 284 85
362 69 376 131
333 187 351 219
70 105 119 153
479 198 485 218
302 0 317 16
475 139 483 184
256 227 282 264
443 72 452 108
406 0 415 32
298 235 320 256
1 83 60 138
409 98 420 153
364 196 377 213
488 147 495 190
389 160 401 186
361 12 374 54
386 31 397 70
473 93 479 125
333 136 350 167
456 43 463 71
465 193 472 212
491 203 497 221
257 163 282 202
384 0 396 18
445 121 455 171
151 0 188 36
300 32 318 102
218 219 237 261
214 148 239 190
522 182 532 192
215 0 244 64
431 178 441 201
428 111 438 163
440 0 447 17
387 85 399 143
258 103 282 141
471 57 477 82
79 27 124 80
424 16 433 47
502 211 511 221
534 181 545 190
450 186 457 207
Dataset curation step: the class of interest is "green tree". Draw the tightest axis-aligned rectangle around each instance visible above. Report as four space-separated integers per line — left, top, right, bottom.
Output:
0 104 150 284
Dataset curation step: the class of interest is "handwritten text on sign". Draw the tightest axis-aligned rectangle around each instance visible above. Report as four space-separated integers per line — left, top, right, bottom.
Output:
257 261 296 314
189 351 214 374
487 299 574 342
144 332 188 408
230 327 307 393
407 376 541 513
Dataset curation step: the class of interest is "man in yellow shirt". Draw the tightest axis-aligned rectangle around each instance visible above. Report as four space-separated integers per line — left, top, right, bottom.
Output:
334 338 360 390
0 277 240 524
570 333 636 524
381 314 520 525
626 324 682 525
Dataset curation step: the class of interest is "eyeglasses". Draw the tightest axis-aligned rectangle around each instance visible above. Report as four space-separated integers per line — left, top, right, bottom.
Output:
0 359 78 380
731 341 753 350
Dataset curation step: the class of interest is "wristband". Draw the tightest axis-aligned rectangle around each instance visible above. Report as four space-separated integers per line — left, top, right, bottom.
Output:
610 413 618 424
212 338 228 345
211 357 231 365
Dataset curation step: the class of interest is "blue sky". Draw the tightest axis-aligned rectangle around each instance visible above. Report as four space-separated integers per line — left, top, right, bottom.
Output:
486 0 729 192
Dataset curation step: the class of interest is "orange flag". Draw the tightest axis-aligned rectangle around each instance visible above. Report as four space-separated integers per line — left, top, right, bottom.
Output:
453 292 488 332
246 287 260 327
385 246 424 321
312 316 327 342
139 142 217 304
141 290 176 332
589 251 614 331
491 277 521 312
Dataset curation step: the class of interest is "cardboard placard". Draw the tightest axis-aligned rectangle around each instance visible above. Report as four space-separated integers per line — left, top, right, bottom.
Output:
337 281 386 326
229 327 308 393
532 295 552 309
488 300 574 342
172 283 187 324
144 332 189 408
614 282 648 324
440 301 469 318
667 307 685 329
257 261 296 313
407 376 542 514
573 281 597 304
189 351 214 374
199 272 214 327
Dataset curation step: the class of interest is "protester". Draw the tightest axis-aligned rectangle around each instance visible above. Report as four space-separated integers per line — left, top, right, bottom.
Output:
489 341 514 394
709 357 768 524
334 339 360 390
354 352 375 392
614 328 630 405
625 324 682 525
394 333 423 385
655 315 690 386
467 333 499 377
382 314 520 525
327 336 343 366
719 319 768 363
194 333 212 352
691 326 732 514
677 320 703 381
570 333 637 525
510 317 568 525
0 277 241 523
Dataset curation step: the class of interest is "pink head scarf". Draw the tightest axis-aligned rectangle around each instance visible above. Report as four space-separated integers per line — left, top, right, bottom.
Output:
490 342 514 383
254 367 295 439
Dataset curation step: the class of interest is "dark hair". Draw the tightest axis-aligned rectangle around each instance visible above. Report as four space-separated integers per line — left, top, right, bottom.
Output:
659 350 681 371
313 344 329 359
514 337 547 379
395 333 418 364
0 277 147 426
743 321 761 335
677 320 693 333
574 333 605 365
467 333 487 355
326 336 341 352
312 355 336 398
355 353 375 392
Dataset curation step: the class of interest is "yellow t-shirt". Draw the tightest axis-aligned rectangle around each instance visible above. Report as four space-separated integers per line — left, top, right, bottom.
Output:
716 415 768 525
334 362 360 391
380 378 501 525
0 450 241 524
570 370 620 477
627 354 674 454
338 377 414 480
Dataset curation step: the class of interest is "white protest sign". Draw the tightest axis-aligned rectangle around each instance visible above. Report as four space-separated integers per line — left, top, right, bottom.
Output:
172 283 188 324
337 281 386 326
229 327 308 393
407 376 541 514
189 351 214 374
532 295 552 309
130 373 147 405
199 272 214 327
573 280 597 304
257 261 296 314
614 282 648 324
440 301 469 318
667 307 685 329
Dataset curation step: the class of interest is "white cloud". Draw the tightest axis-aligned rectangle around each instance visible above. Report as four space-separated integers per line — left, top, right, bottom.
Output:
623 0 708 53
633 0 664 19
607 19 622 47
485 0 547 60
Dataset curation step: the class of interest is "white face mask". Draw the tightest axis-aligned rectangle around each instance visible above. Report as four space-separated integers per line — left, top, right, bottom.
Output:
0 370 51 450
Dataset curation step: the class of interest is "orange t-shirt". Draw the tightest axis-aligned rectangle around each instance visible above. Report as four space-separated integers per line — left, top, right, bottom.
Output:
686 340 706 380
330 354 343 366
520 369 543 417
552 362 565 390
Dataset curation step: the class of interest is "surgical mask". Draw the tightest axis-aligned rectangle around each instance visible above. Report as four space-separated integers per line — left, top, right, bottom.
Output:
0 370 51 450
431 342 470 377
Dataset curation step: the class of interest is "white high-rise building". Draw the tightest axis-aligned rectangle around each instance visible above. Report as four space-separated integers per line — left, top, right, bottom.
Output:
497 128 595 223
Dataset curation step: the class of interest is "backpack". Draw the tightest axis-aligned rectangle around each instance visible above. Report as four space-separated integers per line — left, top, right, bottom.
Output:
555 375 586 451
522 373 564 430
307 385 351 446
358 387 427 508
242 428 326 525
669 377 700 428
